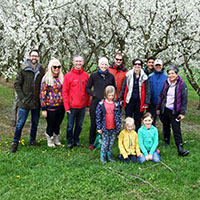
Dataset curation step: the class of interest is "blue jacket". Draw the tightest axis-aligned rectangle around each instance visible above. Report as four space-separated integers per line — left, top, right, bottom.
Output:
149 69 167 105
96 100 121 134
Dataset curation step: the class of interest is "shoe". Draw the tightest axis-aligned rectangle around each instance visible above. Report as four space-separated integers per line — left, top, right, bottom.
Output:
53 134 62 146
29 140 39 146
74 143 84 148
100 152 107 164
107 152 115 162
67 144 73 149
89 144 94 150
177 144 189 156
45 133 55 148
10 143 18 153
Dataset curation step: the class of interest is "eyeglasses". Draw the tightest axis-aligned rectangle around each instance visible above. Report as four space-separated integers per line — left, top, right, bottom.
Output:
53 65 61 69
134 63 142 66
30 55 39 58
115 58 123 61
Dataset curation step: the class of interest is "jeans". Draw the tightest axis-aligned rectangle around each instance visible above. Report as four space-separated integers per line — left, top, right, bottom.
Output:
66 107 86 145
13 108 40 143
137 151 161 164
118 154 137 163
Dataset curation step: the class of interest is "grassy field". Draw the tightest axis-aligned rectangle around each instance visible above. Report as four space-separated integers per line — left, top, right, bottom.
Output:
0 77 200 200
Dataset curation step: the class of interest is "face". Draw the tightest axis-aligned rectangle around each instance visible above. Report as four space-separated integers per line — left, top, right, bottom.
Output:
143 116 153 129
99 62 108 71
133 60 142 74
106 92 115 101
114 55 123 67
154 64 163 72
147 59 154 70
168 70 178 83
29 51 39 65
73 56 84 70
51 61 61 76
126 124 134 132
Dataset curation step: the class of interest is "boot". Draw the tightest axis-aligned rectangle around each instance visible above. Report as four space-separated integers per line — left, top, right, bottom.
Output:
100 152 107 164
45 133 55 148
10 143 18 153
53 134 62 146
177 143 189 156
107 152 115 162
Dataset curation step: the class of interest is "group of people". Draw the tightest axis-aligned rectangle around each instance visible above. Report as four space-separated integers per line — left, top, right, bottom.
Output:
9 49 189 164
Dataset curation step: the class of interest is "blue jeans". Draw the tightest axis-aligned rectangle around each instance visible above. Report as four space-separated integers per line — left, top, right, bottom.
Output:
13 108 40 143
137 151 161 164
66 107 86 144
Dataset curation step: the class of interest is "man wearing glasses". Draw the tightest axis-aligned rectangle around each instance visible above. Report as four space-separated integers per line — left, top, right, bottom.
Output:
10 50 45 152
108 53 127 100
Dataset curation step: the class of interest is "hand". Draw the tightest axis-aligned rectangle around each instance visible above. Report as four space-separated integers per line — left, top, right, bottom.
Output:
179 114 185 120
142 105 148 109
97 130 102 134
67 110 71 114
156 110 160 115
42 110 47 118
148 154 153 160
137 154 142 158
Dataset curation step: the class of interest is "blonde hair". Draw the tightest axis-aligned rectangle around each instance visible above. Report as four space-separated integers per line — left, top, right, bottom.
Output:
104 85 116 100
42 58 64 86
124 117 135 130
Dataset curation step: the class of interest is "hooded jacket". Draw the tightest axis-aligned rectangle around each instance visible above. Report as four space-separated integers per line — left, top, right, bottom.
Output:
62 67 90 111
14 59 45 109
118 68 150 112
156 76 188 115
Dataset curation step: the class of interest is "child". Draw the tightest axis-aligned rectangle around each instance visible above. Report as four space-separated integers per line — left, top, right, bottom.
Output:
96 85 121 163
138 112 161 163
118 117 142 163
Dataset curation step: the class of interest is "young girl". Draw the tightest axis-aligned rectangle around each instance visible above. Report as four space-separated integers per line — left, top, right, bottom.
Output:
40 58 65 147
118 117 142 163
138 112 161 163
96 86 121 163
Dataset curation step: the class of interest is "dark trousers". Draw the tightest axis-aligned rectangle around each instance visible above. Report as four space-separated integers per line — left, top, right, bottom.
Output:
46 107 65 137
89 101 99 144
162 107 183 145
125 98 142 132
66 107 86 145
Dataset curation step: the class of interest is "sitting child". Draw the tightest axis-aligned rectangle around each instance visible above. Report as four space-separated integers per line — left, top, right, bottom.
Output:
138 112 161 163
118 117 142 163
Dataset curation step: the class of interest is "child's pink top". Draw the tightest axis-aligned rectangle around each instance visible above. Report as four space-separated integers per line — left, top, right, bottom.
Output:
104 100 116 129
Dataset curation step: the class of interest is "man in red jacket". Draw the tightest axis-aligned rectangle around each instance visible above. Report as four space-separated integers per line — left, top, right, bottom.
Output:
108 53 128 100
62 55 90 149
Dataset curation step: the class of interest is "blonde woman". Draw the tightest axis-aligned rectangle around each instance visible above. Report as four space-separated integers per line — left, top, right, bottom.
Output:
40 58 65 147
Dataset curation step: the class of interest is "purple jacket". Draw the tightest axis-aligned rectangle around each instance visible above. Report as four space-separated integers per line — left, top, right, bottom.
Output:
156 76 188 115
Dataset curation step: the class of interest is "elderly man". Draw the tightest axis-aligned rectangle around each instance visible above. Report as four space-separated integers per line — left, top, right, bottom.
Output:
10 49 45 153
108 53 127 99
149 59 168 126
62 55 90 149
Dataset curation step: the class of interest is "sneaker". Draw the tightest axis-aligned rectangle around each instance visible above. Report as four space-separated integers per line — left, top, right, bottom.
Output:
67 144 73 149
89 144 94 150
74 143 84 148
10 143 18 153
29 140 39 146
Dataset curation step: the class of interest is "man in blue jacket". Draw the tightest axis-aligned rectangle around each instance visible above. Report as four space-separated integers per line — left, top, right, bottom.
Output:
149 59 167 126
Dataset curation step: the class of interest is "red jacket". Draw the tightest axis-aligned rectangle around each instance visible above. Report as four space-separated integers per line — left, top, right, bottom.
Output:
62 67 90 111
108 64 127 99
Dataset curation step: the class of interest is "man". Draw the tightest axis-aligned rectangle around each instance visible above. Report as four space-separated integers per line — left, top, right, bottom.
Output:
143 56 155 76
108 53 128 99
10 49 45 153
149 59 168 126
62 55 90 149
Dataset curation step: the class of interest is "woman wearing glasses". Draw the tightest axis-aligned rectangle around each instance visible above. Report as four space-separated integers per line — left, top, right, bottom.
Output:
40 58 65 147
118 58 150 132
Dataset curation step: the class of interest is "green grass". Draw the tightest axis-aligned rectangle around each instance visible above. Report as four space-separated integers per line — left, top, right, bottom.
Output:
0 77 200 200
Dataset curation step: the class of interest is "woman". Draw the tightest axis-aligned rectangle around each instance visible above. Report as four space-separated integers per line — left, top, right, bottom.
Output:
85 57 116 150
40 58 65 147
118 58 150 132
156 66 189 156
